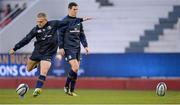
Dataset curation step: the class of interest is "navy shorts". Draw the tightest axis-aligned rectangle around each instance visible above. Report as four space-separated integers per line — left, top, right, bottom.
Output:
64 49 80 62
30 50 53 62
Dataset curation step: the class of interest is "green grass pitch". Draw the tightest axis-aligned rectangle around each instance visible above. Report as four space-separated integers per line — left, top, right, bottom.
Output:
0 89 180 104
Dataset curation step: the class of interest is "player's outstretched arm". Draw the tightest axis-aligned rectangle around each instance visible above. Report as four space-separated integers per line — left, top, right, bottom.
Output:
56 17 92 28
83 17 92 21
11 28 36 52
56 18 83 28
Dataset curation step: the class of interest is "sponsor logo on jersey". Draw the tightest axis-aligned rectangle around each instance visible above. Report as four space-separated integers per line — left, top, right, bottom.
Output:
69 28 80 33
37 30 42 33
68 55 72 60
47 26 52 30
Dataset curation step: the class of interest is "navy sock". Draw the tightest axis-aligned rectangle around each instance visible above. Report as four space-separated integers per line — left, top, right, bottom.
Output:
65 69 77 88
65 77 71 87
36 75 46 88
70 80 76 92
70 72 77 92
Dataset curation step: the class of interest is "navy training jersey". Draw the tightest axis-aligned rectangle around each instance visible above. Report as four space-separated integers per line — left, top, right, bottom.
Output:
59 15 88 50
13 19 83 56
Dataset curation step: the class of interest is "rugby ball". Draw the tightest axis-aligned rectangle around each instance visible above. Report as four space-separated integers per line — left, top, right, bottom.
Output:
156 82 167 96
16 83 29 97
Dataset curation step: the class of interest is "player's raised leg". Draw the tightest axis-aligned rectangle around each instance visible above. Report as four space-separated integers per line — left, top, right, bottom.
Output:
26 58 39 72
33 60 51 97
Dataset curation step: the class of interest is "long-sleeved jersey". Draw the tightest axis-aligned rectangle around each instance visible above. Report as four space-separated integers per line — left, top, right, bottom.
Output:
59 15 88 50
13 19 83 56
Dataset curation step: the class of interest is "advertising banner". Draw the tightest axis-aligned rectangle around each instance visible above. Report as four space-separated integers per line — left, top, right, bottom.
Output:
1 53 180 77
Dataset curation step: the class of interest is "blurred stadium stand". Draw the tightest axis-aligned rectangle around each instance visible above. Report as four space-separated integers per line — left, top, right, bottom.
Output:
0 0 30 29
1 0 180 53
77 0 180 53
126 4 180 52
96 0 114 7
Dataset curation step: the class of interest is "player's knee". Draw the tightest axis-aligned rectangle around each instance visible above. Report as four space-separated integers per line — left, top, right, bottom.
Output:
26 66 33 72
41 71 48 76
40 68 49 76
71 64 79 72
27 64 37 72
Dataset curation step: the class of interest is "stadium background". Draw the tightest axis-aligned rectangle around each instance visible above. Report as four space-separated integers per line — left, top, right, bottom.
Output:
0 0 180 104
